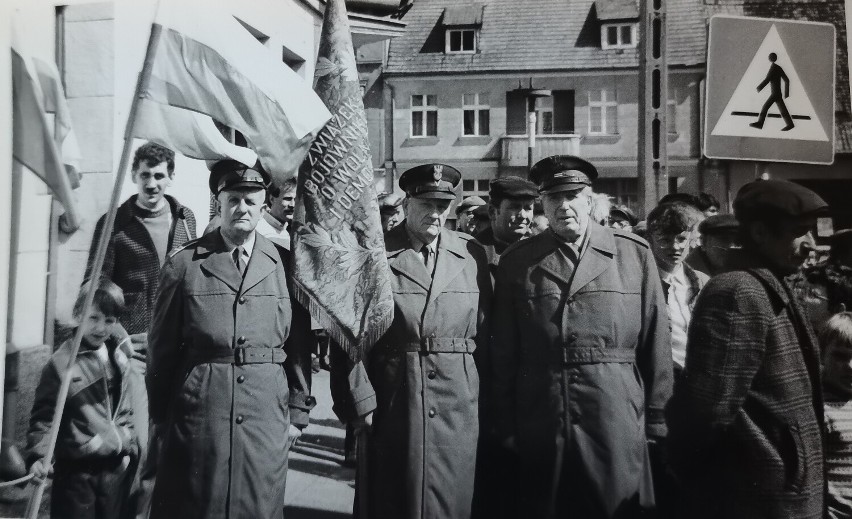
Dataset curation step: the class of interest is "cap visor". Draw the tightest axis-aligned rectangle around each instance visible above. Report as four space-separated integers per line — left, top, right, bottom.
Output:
540 183 587 195
220 182 267 192
411 191 457 200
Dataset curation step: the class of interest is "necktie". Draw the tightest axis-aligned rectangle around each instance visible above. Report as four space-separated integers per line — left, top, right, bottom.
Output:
233 247 245 277
422 246 435 277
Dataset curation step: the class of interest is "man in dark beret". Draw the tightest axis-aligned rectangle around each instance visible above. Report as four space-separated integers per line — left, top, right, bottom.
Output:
147 160 316 519
475 176 538 268
456 195 487 235
668 180 828 519
489 154 671 518
685 214 741 276
329 163 491 519
377 192 405 232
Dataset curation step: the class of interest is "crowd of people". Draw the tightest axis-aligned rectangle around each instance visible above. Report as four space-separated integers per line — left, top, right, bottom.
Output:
21 142 852 519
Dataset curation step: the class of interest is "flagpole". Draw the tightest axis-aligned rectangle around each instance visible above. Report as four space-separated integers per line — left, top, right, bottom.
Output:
25 21 163 519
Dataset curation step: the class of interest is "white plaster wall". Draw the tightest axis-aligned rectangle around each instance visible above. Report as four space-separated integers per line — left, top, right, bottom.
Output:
51 0 322 324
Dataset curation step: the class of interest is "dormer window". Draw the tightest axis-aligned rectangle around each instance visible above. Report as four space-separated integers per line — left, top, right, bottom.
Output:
601 22 637 49
442 4 483 54
446 28 477 53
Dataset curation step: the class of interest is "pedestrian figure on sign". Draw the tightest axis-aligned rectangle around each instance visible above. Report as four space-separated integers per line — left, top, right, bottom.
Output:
749 52 794 131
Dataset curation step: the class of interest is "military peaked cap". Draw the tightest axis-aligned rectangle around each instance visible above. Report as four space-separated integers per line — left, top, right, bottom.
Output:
529 155 598 194
209 159 271 195
399 163 461 200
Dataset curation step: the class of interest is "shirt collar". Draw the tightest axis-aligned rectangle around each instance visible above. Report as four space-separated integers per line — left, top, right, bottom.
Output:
663 263 686 285
406 227 439 254
221 230 256 258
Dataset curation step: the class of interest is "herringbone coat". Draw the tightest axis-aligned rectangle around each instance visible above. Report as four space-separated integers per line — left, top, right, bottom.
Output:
667 265 826 519
85 195 197 334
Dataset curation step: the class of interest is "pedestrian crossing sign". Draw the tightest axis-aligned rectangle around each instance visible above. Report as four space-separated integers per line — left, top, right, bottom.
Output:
704 15 835 165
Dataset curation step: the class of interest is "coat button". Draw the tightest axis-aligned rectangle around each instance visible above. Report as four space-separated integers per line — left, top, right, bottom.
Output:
239 296 247 304
428 408 436 418
237 375 245 384
427 370 436 380
237 336 246 345
236 415 244 424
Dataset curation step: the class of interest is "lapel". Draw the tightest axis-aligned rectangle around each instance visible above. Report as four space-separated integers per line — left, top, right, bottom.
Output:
385 222 432 292
533 232 574 287
240 233 279 294
748 268 824 406
426 230 468 304
198 230 243 293
568 222 616 297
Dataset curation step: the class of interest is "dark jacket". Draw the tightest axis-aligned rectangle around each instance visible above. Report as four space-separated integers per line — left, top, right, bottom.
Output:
27 336 145 464
147 230 315 519
330 223 492 519
490 223 672 518
86 195 196 334
667 264 826 519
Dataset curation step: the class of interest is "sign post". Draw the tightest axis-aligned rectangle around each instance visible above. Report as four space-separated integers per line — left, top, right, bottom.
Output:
704 15 835 165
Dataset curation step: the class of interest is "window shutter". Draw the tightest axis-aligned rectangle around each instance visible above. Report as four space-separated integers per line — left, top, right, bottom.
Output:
553 90 575 133
506 91 527 135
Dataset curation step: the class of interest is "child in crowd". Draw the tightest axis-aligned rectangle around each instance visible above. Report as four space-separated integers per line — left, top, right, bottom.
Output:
26 278 147 519
821 312 852 519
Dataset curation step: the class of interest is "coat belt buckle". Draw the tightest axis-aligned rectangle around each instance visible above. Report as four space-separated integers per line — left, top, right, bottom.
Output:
234 347 247 365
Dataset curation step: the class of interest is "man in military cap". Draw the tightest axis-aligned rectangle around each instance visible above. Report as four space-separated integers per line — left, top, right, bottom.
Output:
456 195 487 235
489 155 671 518
147 160 316 519
330 163 491 519
668 180 828 519
685 214 741 276
475 176 538 268
377 192 405 232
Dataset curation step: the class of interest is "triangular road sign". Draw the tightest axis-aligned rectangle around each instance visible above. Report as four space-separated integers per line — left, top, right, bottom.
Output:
711 24 829 142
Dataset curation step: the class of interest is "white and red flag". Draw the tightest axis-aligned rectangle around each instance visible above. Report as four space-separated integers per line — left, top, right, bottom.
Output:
140 0 330 177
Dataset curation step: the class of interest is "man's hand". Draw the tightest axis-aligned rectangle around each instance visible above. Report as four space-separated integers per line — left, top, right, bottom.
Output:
129 333 148 362
288 424 302 449
29 459 53 480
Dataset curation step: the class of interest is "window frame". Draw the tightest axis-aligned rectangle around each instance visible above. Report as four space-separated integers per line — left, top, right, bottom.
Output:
462 93 490 137
462 178 490 202
587 88 619 135
667 86 678 135
410 94 439 138
600 22 637 50
445 28 478 54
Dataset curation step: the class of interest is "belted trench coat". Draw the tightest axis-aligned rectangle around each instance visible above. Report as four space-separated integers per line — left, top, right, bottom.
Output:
330 223 492 519
490 223 672 518
146 230 315 519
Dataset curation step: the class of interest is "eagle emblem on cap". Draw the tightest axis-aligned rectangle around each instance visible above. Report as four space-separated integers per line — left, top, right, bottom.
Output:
432 165 443 181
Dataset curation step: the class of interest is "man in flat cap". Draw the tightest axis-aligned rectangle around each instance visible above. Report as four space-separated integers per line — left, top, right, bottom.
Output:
377 192 405 232
668 180 828 519
475 176 538 269
609 205 638 232
685 214 741 276
330 163 491 519
469 204 492 236
489 155 671 518
147 160 316 519
456 195 487 235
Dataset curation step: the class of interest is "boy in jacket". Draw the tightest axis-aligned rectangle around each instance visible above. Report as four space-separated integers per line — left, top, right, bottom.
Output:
27 279 146 519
